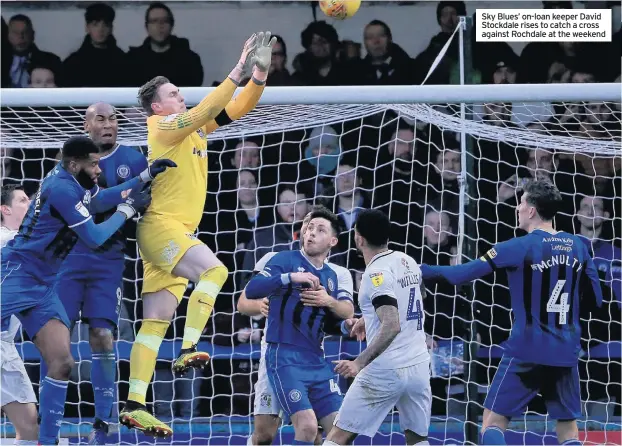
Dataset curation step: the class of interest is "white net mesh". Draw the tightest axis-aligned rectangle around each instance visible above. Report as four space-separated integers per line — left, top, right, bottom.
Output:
1 95 621 445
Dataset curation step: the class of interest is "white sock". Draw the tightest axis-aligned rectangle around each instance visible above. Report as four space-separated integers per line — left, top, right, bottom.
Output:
15 441 38 445
323 441 341 446
246 435 254 446
415 441 430 445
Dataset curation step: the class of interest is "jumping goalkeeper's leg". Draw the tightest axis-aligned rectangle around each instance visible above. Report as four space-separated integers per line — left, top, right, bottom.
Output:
172 244 229 374
120 286 179 437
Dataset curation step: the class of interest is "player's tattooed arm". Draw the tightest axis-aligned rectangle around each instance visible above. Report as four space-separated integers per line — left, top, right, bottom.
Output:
354 300 400 369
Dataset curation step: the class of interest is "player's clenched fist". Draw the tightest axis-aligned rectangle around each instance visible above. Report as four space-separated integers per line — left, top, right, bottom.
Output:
300 286 333 308
289 272 320 290
259 297 269 318
117 183 152 219
349 317 366 341
139 159 177 183
333 359 362 379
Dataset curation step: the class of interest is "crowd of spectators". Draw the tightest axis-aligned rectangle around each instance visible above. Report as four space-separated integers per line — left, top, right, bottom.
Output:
1 0 620 426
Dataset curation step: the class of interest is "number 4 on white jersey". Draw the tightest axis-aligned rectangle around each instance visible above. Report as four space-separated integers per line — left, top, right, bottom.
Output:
547 279 570 325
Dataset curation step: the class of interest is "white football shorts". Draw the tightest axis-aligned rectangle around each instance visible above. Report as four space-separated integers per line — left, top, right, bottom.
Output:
253 342 281 416
1 340 37 407
334 360 432 438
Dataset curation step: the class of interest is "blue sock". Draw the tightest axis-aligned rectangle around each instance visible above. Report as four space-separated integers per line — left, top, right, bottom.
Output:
39 376 68 445
481 427 506 445
39 360 48 391
292 441 314 445
91 352 116 421
561 440 581 445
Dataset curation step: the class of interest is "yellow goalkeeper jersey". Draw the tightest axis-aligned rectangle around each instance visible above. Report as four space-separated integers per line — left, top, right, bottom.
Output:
144 78 265 230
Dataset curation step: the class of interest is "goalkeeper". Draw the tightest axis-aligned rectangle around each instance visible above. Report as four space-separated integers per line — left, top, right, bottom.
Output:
119 32 276 437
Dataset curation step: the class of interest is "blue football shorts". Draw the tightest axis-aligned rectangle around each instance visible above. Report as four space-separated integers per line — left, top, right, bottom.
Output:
1 260 70 338
484 355 581 420
265 343 343 420
55 256 124 330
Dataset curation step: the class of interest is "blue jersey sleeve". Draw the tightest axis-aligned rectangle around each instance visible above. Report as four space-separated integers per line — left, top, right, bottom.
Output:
582 249 604 308
50 183 94 228
90 177 141 214
245 252 291 299
131 150 149 172
49 183 127 250
421 237 527 286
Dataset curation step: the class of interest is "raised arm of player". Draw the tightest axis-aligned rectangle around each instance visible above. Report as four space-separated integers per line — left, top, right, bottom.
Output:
152 32 275 146
238 252 276 316
421 237 526 286
245 252 290 299
89 159 176 213
203 32 277 135
50 183 150 249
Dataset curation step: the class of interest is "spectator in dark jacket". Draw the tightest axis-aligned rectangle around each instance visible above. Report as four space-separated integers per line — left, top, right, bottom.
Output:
62 3 128 87
357 20 418 85
128 2 203 86
292 21 349 86
2 17 12 87
413 1 466 85
6 14 61 88
267 35 293 86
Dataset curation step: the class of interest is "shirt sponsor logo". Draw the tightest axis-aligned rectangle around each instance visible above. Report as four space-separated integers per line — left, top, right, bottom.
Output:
75 202 89 218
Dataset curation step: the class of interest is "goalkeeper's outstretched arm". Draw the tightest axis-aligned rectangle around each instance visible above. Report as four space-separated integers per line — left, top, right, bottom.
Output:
150 32 276 145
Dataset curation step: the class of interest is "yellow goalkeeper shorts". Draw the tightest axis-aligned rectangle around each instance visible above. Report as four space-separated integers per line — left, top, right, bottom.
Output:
137 215 202 302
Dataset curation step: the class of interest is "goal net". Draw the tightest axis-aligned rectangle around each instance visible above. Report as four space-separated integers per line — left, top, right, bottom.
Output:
1 83 620 445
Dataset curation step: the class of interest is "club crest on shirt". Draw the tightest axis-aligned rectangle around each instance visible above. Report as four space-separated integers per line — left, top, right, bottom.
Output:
297 267 305 272
196 128 206 139
117 165 130 179
83 190 91 205
369 272 384 287
328 278 335 293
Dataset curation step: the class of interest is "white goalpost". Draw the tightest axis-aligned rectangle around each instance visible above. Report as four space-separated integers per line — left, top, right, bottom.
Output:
1 82 620 445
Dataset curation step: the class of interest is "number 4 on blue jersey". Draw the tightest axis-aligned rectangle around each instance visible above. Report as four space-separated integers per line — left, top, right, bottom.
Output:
421 230 603 367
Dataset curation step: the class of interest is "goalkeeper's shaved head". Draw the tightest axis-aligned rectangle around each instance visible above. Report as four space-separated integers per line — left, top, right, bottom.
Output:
138 75 171 116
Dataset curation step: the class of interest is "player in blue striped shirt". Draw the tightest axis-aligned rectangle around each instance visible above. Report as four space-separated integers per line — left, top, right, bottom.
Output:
245 207 346 445
0 136 159 445
421 180 603 446
48 103 156 444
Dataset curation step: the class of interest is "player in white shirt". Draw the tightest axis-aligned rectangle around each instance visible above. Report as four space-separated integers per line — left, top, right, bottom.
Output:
1 184 39 444
326 209 432 446
237 209 355 445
